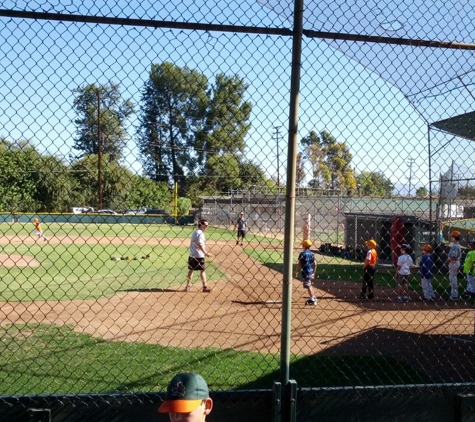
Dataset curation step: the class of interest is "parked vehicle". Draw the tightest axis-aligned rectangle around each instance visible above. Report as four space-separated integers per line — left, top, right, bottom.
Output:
97 209 118 215
71 207 94 214
137 208 170 215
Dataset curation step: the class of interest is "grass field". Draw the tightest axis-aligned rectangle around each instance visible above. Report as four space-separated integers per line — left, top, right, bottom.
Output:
0 222 449 395
0 223 282 302
0 323 431 395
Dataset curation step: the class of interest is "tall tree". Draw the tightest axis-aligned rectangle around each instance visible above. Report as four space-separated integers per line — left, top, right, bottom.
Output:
138 64 253 192
73 82 134 161
195 74 252 163
203 153 241 193
300 130 355 192
416 187 428 198
137 62 209 183
356 171 394 196
238 159 269 190
457 185 475 199
32 155 73 212
0 139 38 212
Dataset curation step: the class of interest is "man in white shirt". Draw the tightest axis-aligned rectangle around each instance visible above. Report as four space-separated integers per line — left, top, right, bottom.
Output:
185 219 213 292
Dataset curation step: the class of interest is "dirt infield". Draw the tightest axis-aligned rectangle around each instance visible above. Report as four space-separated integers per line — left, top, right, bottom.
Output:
1 234 475 382
0 253 40 267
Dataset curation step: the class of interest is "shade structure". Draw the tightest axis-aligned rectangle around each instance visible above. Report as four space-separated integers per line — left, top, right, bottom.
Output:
258 0 475 124
430 111 475 142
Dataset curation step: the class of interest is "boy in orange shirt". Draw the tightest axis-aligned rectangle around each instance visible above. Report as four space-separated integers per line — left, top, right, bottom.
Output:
33 218 47 242
360 239 378 300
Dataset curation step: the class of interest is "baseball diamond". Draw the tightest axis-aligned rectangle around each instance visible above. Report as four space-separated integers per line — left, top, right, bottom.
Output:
0 232 474 384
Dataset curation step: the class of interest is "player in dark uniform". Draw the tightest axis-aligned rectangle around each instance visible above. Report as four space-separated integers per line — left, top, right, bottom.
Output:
295 239 317 305
234 212 247 246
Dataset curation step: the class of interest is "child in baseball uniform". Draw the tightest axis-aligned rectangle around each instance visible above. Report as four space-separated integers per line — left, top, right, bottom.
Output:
463 239 475 297
360 239 378 300
395 244 413 302
295 239 317 305
32 218 47 242
420 244 436 301
445 230 462 301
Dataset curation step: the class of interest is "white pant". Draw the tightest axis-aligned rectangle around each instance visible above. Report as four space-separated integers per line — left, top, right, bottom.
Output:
448 260 460 297
466 274 475 294
421 277 436 299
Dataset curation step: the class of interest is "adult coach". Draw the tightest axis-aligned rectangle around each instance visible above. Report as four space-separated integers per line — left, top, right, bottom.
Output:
185 219 213 292
234 212 247 246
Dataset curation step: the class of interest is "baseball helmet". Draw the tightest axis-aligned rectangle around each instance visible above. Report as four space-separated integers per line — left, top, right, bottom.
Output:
301 239 312 248
450 230 461 238
365 239 377 248
421 244 433 252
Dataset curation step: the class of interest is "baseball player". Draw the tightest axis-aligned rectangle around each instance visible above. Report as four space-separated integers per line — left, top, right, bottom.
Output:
234 212 247 246
463 239 475 297
445 230 462 301
295 239 317 305
32 218 47 242
395 244 413 302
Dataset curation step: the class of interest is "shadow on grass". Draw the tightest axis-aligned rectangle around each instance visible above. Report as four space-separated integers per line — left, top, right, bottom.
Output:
238 326 475 390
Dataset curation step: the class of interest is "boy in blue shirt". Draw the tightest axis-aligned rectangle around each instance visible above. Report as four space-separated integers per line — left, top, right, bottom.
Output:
295 239 317 305
420 244 436 301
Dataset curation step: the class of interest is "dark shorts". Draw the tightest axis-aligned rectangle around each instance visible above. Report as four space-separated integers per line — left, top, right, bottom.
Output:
237 230 246 238
188 257 205 271
397 274 409 285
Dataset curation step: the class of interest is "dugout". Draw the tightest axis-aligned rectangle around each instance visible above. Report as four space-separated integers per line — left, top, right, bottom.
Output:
344 212 437 265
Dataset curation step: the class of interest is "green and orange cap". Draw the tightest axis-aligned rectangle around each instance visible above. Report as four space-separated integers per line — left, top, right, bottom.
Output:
158 372 209 413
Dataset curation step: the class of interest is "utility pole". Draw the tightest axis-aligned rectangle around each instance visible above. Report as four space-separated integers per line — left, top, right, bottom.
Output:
274 126 281 187
97 90 103 210
407 157 415 197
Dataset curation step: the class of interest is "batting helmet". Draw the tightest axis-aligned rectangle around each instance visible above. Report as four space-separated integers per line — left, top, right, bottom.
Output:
301 239 312 248
450 231 461 238
365 239 377 248
421 244 433 252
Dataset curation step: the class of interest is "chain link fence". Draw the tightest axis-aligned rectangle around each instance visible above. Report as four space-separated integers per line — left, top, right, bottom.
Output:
1 0 475 420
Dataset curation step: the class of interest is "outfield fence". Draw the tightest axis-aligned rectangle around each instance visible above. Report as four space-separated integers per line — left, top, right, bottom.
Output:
1 0 475 421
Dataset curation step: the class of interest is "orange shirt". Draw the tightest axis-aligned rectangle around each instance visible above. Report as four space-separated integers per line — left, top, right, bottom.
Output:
35 221 42 231
365 248 378 266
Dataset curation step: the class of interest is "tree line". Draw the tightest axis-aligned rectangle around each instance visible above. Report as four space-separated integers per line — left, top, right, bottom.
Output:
0 62 412 213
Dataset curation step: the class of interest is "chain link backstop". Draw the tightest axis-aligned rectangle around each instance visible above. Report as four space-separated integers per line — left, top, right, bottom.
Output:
1 0 475 421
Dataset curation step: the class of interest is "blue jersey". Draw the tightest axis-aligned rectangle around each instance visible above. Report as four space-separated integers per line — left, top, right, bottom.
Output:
419 254 433 279
298 250 315 279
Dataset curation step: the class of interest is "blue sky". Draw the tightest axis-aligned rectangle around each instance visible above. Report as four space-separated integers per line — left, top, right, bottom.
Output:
1 0 474 195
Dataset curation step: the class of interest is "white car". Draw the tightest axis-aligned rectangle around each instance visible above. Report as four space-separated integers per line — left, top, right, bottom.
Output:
72 207 94 214
98 209 118 215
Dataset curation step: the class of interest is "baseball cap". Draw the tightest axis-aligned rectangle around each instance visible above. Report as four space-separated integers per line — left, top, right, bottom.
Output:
158 372 209 413
400 244 410 251
422 244 433 252
469 239 475 246
450 230 461 238
365 239 377 248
